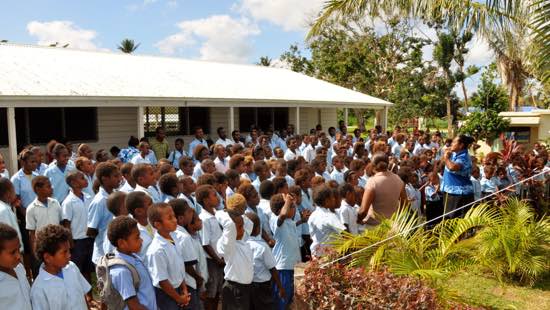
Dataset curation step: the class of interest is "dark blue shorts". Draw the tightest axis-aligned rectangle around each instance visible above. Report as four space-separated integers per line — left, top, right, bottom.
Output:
71 238 94 274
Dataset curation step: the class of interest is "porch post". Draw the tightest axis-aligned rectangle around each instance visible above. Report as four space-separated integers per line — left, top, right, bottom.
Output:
7 107 18 174
344 108 349 126
137 106 145 138
381 106 389 133
229 107 235 133
295 106 300 134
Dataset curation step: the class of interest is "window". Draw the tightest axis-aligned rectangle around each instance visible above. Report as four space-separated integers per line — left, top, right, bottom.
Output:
144 107 210 136
0 108 97 148
238 107 288 132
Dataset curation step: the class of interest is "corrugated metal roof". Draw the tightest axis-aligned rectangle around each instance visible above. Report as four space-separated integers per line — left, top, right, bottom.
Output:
0 43 392 107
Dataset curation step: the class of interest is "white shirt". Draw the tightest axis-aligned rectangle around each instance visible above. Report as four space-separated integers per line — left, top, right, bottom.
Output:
308 207 345 257
199 209 223 258
174 226 200 289
302 145 316 163
330 167 348 185
61 192 92 240
0 200 23 251
405 183 422 216
130 154 151 165
146 232 186 288
257 199 273 237
31 262 91 310
217 227 254 285
25 197 62 231
247 235 276 283
214 156 230 173
119 180 134 193
283 148 301 161
0 263 31 310
137 222 155 261
338 200 359 235
215 138 233 148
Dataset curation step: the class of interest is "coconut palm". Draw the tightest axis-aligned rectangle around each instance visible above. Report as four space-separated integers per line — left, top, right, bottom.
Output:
117 38 140 54
309 0 550 110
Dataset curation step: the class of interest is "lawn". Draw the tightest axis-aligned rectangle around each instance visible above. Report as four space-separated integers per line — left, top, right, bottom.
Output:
443 269 550 309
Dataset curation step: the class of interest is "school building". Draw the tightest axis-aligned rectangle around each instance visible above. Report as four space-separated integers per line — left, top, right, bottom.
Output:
0 43 392 172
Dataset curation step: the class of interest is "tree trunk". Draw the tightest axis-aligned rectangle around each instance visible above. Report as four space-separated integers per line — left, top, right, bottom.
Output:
446 97 453 137
461 80 469 112
509 83 519 111
353 108 366 132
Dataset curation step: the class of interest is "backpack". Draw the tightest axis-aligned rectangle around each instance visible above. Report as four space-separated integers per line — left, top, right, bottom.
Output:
96 253 141 310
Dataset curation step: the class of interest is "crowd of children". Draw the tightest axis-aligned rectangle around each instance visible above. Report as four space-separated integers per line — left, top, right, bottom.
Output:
0 123 548 310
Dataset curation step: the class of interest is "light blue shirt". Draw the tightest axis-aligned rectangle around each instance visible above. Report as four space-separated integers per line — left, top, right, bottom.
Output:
35 163 48 176
83 174 95 198
481 176 499 194
424 184 441 202
30 261 91 310
0 263 31 310
269 214 300 270
168 149 187 169
61 191 92 240
299 189 313 235
174 227 200 289
11 169 38 209
87 187 114 264
44 164 73 203
188 138 208 161
470 176 482 201
330 168 347 185
110 250 157 310
307 207 345 257
247 235 276 283
146 232 186 288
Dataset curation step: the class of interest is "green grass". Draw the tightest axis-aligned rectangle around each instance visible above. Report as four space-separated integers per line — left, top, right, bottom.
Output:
442 269 550 309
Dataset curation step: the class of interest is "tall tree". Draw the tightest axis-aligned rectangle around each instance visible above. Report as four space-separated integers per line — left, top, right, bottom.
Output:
118 39 140 54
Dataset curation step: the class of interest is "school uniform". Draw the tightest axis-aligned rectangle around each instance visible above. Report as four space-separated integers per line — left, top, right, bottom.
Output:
283 149 300 161
358 174 369 188
424 183 442 227
330 167 348 185
247 235 277 309
35 163 48 176
314 171 331 181
200 208 225 299
217 219 253 310
30 261 91 310
110 249 157 310
470 176 482 201
175 170 196 182
134 184 162 204
62 191 94 274
226 186 235 199
269 214 301 309
87 187 114 264
308 207 345 258
302 145 316 163
480 176 499 197
25 197 62 231
338 200 359 234
174 226 202 309
0 200 23 251
119 180 135 193
251 177 262 194
188 138 208 162
257 199 273 237
0 169 9 179
44 164 72 203
405 183 422 216
146 232 186 310
130 154 151 165
11 169 38 209
0 263 31 310
82 173 95 197
180 193 202 214
214 156 230 173
137 222 155 260
168 149 188 170
192 162 204 180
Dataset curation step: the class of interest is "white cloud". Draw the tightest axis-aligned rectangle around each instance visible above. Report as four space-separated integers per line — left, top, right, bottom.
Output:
465 37 494 66
27 20 105 51
155 15 260 63
236 0 325 32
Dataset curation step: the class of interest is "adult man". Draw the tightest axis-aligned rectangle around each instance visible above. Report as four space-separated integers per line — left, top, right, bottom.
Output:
149 127 170 160
215 127 233 147
231 130 245 147
188 126 208 161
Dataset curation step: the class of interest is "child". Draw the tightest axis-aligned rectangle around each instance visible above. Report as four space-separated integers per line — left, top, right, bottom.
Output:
354 186 366 234
283 137 300 161
0 153 9 179
213 144 229 173
0 223 31 310
330 156 348 185
252 160 270 193
217 211 253 309
337 183 358 234
31 224 91 309
480 165 499 197
177 156 196 181
197 185 224 310
225 169 240 198
119 162 136 193
424 171 443 228
269 193 301 309
26 177 62 258
44 143 73 203
171 199 203 309
294 169 313 260
470 166 482 201
0 179 23 251
126 191 154 260
107 216 157 310
238 183 275 246
185 209 209 303
308 185 345 257
11 149 38 212
258 180 275 239
132 163 162 203
168 138 187 170
145 203 190 309
74 156 95 197
159 173 180 202
61 171 94 283
245 212 285 309
179 176 200 213
131 141 152 165
87 162 122 264
103 191 129 255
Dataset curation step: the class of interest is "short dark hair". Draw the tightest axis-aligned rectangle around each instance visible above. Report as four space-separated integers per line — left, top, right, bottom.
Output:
178 156 194 170
229 154 245 170
148 203 171 227
259 180 274 200
96 162 119 185
168 199 191 218
338 183 354 197
52 143 68 157
120 163 134 176
313 184 336 207
159 173 178 197
0 178 14 200
107 191 127 216
108 216 138 247
272 177 287 194
197 173 216 186
288 185 302 197
131 163 151 183
195 184 215 205
225 169 240 182
34 224 71 262
0 223 19 251
294 169 309 186
32 176 50 192
270 193 286 215
245 212 260 236
213 172 227 185
125 191 150 216
65 170 85 188
237 183 256 200
253 160 268 174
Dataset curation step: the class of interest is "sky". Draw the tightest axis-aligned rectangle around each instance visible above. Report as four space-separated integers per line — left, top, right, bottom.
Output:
0 0 493 96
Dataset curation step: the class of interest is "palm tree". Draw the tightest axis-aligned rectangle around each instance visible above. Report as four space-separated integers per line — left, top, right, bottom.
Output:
309 0 550 111
118 39 140 54
256 56 272 66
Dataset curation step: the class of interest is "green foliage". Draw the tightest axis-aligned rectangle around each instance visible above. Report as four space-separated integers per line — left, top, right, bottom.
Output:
470 64 509 112
256 56 272 66
117 39 139 54
459 110 510 141
475 198 550 285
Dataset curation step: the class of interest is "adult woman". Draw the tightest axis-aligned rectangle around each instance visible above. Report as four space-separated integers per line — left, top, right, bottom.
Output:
441 134 475 218
358 152 407 226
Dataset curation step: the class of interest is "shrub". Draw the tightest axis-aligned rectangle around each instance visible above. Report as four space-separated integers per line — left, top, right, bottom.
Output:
296 259 439 309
